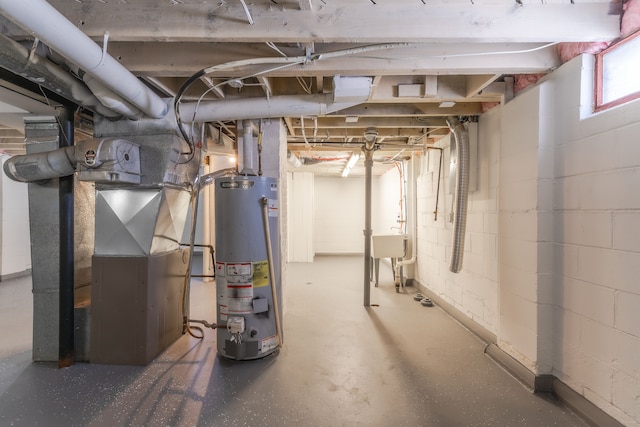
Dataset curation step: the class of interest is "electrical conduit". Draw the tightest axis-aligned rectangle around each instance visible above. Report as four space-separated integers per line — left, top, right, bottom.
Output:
446 116 470 273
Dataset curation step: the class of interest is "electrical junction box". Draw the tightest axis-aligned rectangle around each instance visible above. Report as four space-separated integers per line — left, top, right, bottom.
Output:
76 138 141 184
332 76 373 103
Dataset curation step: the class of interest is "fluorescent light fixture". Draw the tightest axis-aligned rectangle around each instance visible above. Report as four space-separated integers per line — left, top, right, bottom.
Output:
439 101 456 108
341 153 360 177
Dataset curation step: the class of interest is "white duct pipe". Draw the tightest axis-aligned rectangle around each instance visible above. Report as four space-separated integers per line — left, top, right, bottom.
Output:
394 156 417 286
179 94 360 123
0 0 168 119
83 75 144 120
241 120 256 175
446 116 470 273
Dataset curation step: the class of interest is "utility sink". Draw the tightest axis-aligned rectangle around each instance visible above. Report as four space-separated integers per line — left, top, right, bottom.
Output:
372 234 406 258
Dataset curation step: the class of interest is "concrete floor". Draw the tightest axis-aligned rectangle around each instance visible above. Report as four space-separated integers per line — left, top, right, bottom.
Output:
0 255 588 426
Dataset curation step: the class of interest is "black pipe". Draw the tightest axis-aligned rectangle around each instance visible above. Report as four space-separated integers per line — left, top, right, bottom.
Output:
58 106 75 369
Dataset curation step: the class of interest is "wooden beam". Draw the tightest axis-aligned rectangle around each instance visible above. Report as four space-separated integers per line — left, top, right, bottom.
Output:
102 42 561 78
43 2 619 43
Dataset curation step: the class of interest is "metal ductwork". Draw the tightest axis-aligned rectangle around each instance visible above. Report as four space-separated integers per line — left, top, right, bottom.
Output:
0 0 168 119
3 138 141 184
0 33 121 119
446 116 470 274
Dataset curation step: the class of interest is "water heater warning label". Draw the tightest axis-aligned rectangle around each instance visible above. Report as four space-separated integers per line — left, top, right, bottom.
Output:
252 261 269 288
223 262 254 314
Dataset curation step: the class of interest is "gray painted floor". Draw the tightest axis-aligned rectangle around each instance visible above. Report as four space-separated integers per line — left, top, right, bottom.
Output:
0 256 587 426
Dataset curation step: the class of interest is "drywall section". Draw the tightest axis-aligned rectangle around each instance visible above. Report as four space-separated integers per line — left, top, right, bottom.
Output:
415 114 500 335
0 154 31 279
547 55 640 426
375 165 404 234
287 171 314 262
314 176 379 254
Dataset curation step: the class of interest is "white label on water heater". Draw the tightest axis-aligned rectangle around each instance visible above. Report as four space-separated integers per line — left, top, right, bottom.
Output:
221 262 254 314
226 283 253 314
268 199 278 217
226 263 252 277
216 262 225 277
261 335 278 353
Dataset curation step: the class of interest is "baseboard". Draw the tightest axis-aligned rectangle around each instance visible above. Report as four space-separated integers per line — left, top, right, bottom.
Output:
414 279 624 427
0 269 32 282
552 379 625 427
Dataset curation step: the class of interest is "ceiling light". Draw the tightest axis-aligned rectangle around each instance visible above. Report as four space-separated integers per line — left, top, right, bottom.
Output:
439 101 456 108
345 116 359 123
227 79 244 89
341 153 360 178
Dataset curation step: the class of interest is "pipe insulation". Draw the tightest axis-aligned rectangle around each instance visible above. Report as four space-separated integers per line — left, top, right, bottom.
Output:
0 33 120 119
0 0 168 119
446 116 470 274
3 145 76 182
179 95 361 123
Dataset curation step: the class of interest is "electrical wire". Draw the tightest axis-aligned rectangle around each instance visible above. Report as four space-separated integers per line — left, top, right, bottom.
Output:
174 43 417 154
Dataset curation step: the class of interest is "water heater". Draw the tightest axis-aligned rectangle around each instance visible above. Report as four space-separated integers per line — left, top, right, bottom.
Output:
214 175 282 360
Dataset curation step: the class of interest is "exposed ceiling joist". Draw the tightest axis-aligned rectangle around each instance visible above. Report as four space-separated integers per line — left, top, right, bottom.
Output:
92 42 561 77
36 2 619 43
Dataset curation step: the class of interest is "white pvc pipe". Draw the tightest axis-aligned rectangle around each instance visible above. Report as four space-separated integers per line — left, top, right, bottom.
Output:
180 94 361 123
0 0 168 119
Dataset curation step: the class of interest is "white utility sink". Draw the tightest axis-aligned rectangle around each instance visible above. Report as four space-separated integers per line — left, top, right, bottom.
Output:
371 234 406 258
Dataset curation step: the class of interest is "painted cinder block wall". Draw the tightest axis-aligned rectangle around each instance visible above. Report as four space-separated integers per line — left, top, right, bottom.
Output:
547 55 640 426
407 55 640 426
415 111 500 335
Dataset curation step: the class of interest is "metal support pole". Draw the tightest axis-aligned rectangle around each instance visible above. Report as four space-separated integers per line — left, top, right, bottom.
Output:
363 147 374 307
58 106 74 368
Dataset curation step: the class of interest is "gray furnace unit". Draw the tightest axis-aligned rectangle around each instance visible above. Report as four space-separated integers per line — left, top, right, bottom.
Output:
214 175 282 360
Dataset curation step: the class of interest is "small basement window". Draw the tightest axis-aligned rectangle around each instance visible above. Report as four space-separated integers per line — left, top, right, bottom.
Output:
595 30 640 112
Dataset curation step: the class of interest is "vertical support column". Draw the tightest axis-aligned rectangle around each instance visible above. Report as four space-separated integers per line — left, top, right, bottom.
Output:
58 106 74 368
26 117 61 361
363 148 374 307
363 128 377 307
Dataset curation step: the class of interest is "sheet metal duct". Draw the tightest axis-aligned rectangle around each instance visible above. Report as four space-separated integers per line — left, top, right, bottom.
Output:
446 116 470 274
0 33 120 119
3 138 141 184
0 0 168 119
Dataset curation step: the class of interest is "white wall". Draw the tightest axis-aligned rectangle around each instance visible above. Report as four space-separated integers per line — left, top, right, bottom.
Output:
546 56 640 426
412 55 640 426
0 155 32 277
287 171 314 262
375 165 403 234
314 176 378 254
415 114 500 335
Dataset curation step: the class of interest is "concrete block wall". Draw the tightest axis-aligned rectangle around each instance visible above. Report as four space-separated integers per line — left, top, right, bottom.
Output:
547 56 640 426
415 111 500 334
407 54 639 425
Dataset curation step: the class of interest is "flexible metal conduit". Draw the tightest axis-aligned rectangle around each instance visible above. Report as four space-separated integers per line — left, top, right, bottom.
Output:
446 116 470 274
0 0 168 119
